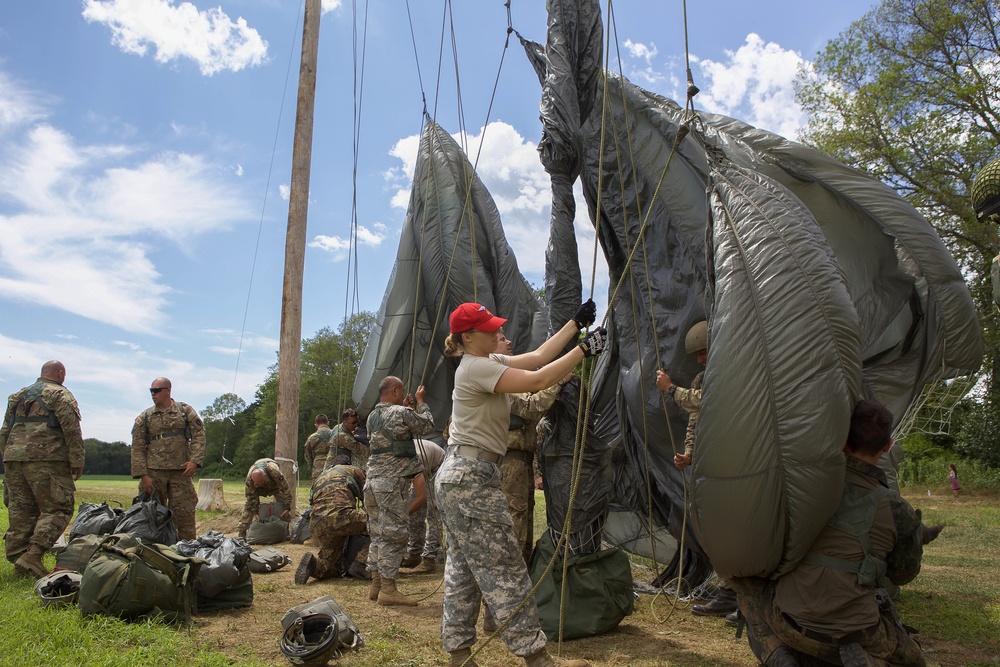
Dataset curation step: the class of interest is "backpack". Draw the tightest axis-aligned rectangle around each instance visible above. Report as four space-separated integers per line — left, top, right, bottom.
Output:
78 541 204 623
290 507 312 544
280 595 364 654
55 533 141 574
116 492 179 545
69 500 125 540
246 515 289 545
248 547 292 573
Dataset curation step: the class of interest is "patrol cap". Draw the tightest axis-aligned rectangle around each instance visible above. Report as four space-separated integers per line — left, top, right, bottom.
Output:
449 303 506 334
685 321 708 354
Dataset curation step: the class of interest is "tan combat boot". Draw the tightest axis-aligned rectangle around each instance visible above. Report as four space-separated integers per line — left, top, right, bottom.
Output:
14 545 48 578
448 647 480 667
377 577 418 606
368 571 382 601
524 648 590 667
405 556 437 574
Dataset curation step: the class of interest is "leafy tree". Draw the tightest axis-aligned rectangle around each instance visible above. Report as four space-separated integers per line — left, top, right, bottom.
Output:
82 439 131 475
200 393 252 477
797 0 1000 459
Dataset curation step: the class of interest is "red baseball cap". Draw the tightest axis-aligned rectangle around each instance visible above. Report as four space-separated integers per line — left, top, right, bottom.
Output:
450 302 507 334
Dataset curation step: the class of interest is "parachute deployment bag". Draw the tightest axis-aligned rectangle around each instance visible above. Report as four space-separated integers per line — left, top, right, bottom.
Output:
56 533 141 574
528 531 634 639
69 500 125 540
290 507 312 544
248 546 292 573
116 492 179 545
247 515 289 545
78 542 203 623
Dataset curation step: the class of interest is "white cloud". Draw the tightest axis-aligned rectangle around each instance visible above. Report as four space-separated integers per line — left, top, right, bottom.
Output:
0 79 253 334
82 0 268 76
0 70 50 133
210 345 241 355
310 223 388 258
113 340 142 350
321 0 343 13
310 234 351 252
694 33 811 140
235 163 244 177
279 183 290 201
623 39 664 86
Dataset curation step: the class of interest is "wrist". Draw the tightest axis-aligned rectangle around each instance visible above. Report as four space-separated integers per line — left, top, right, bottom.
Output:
667 385 677 396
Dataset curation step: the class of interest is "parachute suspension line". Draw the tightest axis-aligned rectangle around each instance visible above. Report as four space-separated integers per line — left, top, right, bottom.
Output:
403 0 428 113
337 0 371 417
219 1 304 466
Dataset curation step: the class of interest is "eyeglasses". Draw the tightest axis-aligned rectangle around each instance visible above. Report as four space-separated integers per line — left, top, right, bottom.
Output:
150 387 167 394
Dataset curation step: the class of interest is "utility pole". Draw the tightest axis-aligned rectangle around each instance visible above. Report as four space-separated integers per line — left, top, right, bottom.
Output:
275 0 321 510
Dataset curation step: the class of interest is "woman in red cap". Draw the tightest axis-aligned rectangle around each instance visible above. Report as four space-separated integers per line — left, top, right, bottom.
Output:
435 300 607 667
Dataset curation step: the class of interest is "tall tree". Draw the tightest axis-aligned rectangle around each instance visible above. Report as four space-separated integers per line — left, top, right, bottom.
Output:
797 0 1000 394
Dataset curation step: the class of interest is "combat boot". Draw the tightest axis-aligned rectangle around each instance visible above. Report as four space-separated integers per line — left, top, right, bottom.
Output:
347 560 371 580
404 556 437 574
523 649 589 667
294 552 316 585
14 545 48 578
692 586 737 616
399 553 421 568
765 646 801 667
377 577 418 606
448 647 480 667
724 610 740 628
368 571 381 601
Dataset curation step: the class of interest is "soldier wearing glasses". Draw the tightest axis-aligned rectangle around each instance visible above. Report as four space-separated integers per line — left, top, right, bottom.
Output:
131 377 205 539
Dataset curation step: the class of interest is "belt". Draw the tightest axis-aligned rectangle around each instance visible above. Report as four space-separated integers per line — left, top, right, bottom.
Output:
14 416 50 423
504 449 533 464
782 613 870 645
150 429 186 441
449 445 503 465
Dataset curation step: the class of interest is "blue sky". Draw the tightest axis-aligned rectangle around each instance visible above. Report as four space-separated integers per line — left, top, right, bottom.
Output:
0 0 878 444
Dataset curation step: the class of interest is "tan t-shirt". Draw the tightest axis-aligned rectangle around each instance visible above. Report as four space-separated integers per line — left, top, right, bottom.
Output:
449 353 512 457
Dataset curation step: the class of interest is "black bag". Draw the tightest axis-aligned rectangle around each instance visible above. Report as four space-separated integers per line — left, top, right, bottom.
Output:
69 500 125 540
290 507 312 544
248 547 292 573
116 492 179 545
174 532 252 599
246 516 288 545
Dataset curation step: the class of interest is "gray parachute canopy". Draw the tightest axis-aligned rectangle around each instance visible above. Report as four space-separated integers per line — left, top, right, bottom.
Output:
352 116 547 427
523 0 982 580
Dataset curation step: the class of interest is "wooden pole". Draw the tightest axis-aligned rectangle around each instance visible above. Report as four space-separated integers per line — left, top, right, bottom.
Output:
275 0 321 510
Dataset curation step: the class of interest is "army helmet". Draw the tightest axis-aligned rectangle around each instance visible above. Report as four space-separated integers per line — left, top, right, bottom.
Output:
34 569 83 608
971 157 1000 223
280 612 340 667
685 320 708 354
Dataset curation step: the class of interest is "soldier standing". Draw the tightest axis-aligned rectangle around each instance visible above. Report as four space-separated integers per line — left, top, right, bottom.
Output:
303 414 334 484
363 376 434 607
329 408 367 469
131 377 205 541
1 360 84 578
295 459 369 584
236 457 293 538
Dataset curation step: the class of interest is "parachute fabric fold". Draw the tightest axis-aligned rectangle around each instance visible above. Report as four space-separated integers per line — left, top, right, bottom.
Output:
693 157 862 579
352 117 547 424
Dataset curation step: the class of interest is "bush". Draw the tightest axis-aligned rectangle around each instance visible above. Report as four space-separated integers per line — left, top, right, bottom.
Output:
898 456 1000 491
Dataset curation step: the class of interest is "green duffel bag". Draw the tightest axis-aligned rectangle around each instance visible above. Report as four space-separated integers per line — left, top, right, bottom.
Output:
528 531 635 639
79 541 204 624
55 533 141 574
246 515 289 545
197 565 253 612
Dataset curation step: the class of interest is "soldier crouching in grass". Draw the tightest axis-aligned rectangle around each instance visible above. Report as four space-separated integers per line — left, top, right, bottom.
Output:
1 360 84 578
732 399 943 667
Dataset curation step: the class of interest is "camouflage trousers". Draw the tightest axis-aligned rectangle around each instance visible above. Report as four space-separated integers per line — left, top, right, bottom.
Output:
311 506 368 579
436 454 546 657
363 474 411 579
732 577 926 667
406 474 443 560
3 460 75 562
145 469 198 540
500 450 535 565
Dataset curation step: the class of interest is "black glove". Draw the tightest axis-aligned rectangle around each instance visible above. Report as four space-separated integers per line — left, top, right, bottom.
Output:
573 299 597 329
578 326 609 357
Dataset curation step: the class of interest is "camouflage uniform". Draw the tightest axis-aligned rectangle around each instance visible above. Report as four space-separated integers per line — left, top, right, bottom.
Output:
237 458 293 535
1 378 84 562
674 370 702 461
734 457 927 666
436 454 546 656
310 465 368 579
329 422 369 470
505 383 562 564
303 425 334 484
131 400 205 540
363 401 434 580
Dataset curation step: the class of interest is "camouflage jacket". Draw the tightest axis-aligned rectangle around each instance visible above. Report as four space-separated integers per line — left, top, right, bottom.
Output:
330 423 369 467
311 464 365 517
507 383 562 453
303 426 334 469
674 370 703 459
238 458 293 534
131 400 205 475
1 378 84 466
366 402 435 479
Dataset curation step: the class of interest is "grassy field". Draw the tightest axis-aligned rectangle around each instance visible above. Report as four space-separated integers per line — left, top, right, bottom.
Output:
0 477 996 666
